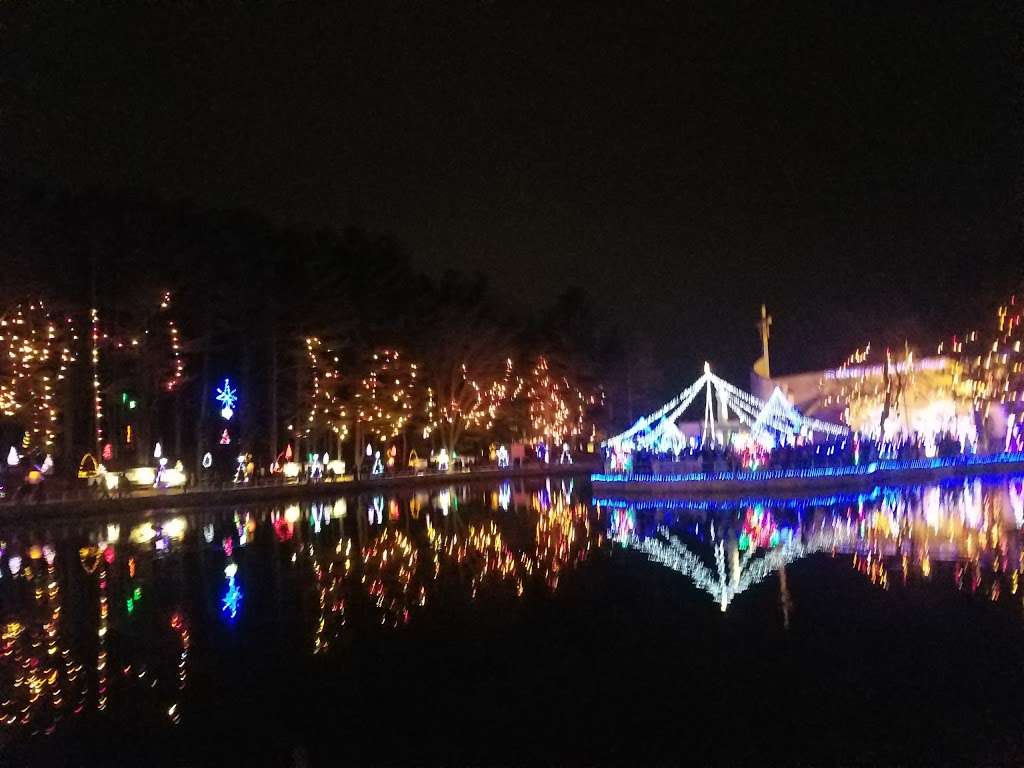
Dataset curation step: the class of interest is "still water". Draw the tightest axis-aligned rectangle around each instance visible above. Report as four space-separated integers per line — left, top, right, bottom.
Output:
3 476 1024 766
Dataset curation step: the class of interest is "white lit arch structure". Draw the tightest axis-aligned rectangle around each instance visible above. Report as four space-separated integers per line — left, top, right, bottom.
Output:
603 365 848 452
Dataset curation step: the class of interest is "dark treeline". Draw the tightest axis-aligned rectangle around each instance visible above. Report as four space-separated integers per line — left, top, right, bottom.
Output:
0 180 663 475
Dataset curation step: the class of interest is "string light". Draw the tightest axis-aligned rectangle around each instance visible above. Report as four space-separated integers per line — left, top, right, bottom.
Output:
593 450 1024 485
300 336 348 446
425 357 514 448
162 292 185 391
0 302 73 453
90 307 103 456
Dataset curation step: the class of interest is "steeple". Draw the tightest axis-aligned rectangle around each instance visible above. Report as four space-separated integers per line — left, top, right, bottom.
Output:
754 304 773 379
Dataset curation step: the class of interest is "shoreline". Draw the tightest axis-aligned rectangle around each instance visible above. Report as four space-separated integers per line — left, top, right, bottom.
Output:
591 452 1024 496
0 462 595 520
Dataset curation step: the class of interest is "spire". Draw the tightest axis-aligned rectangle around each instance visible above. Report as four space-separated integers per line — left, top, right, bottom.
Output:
755 304 773 379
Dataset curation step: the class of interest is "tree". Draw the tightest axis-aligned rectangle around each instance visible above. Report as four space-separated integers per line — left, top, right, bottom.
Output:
513 355 601 451
0 300 75 457
352 348 420 457
953 288 1024 450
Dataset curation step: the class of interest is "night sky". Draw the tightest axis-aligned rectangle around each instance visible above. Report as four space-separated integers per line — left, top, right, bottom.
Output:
3 1 1020 386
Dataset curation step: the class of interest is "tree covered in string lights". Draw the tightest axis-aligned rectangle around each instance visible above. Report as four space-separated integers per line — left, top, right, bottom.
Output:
352 348 420 448
0 300 75 455
422 340 514 452
0 182 631 472
414 273 517 452
291 335 348 460
950 289 1024 449
508 355 602 450
99 290 191 462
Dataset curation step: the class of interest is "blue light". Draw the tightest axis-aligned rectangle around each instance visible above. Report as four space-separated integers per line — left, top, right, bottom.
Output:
221 574 243 620
216 378 238 421
591 451 1024 486
593 487 882 513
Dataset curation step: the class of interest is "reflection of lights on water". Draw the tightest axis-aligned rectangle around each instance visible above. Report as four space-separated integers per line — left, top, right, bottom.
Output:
371 497 384 524
560 478 574 501
962 480 983 529
7 477 1024 740
284 505 300 524
131 517 187 547
1010 479 1024 528
222 563 242 621
333 498 347 518
437 490 450 516
923 487 941 531
131 523 157 544
609 508 635 545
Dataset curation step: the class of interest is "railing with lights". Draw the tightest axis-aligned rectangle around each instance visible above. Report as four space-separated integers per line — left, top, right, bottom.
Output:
592 451 1024 486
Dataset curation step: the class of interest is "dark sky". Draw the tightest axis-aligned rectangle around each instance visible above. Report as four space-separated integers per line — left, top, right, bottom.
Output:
3 1 1021 386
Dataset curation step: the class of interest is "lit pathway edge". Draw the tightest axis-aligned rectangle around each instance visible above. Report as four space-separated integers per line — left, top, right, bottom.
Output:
591 452 1024 495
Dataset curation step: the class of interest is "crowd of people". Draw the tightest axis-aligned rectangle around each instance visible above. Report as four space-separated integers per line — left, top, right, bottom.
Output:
609 430 973 476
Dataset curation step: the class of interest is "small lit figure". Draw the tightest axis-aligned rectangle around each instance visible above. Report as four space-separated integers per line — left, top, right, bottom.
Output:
560 443 572 465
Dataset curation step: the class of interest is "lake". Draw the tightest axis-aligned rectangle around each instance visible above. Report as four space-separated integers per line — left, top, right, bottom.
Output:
2 475 1024 766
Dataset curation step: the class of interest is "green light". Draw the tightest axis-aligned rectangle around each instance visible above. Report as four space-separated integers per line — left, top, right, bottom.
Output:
126 597 134 614
133 586 142 601
128 399 137 410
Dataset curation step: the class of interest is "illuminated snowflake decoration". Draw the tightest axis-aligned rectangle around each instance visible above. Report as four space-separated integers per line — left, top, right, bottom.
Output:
216 378 238 420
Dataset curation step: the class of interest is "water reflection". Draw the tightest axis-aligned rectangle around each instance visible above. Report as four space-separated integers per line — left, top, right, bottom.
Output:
602 476 1024 613
1 476 1023 747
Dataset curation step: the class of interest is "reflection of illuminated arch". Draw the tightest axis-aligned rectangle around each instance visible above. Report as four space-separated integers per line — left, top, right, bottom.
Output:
624 525 838 612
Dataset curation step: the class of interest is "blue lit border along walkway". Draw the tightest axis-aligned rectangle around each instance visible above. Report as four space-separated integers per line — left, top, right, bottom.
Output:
590 452 1024 496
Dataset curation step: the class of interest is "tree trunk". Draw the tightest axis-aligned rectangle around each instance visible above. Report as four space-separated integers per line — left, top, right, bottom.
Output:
294 340 303 464
61 360 75 474
174 389 183 459
242 338 253 453
269 324 279 463
194 309 212 474
353 419 362 479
